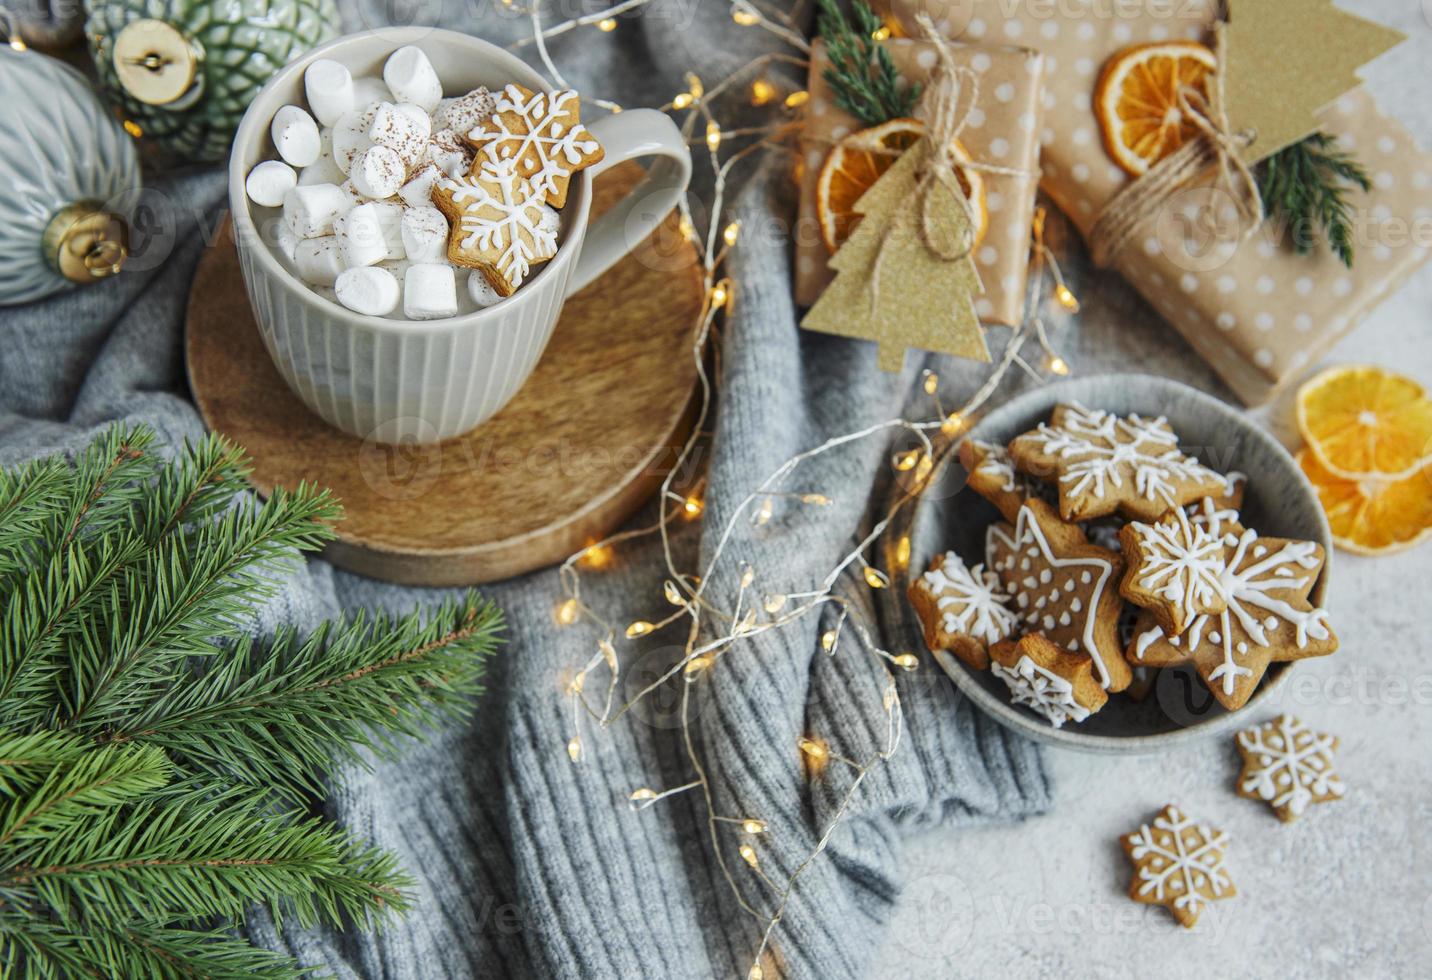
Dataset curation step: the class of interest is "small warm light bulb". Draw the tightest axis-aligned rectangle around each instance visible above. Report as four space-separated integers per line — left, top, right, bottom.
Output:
732 4 759 26
801 493 830 506
941 412 965 437
863 566 889 589
684 73 704 99
709 283 729 309
567 737 582 762
672 92 694 110
705 120 722 151
923 372 939 395
871 24 892 41
597 17 617 31
684 655 713 679
893 449 920 472
895 536 911 569
9 36 27 52
753 498 773 526
599 637 617 670
556 598 579 625
626 620 655 639
739 563 756 589
567 672 585 695
892 653 920 671
821 629 838 653
784 90 809 109
749 966 764 980
797 736 828 759
664 580 685 606
122 119 143 138
1049 356 1070 376
762 593 787 614
723 222 741 247
750 79 776 106
580 543 613 568
683 495 704 518
913 454 933 483
739 843 759 868
678 215 696 241
742 819 767 834
736 610 758 634
1055 284 1080 312
628 787 658 809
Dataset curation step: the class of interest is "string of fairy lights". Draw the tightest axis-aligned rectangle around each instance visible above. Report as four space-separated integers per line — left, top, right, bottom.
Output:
521 2 1076 976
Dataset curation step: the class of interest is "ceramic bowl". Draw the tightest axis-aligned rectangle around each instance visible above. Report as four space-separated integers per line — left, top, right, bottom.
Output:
896 374 1333 754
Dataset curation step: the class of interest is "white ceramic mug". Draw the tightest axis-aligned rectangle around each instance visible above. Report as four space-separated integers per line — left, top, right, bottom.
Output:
228 28 692 444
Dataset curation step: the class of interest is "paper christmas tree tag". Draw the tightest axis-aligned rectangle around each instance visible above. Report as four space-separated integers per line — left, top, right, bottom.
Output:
801 141 988 371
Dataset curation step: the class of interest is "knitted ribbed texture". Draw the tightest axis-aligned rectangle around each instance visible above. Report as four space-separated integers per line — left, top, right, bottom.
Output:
0 4 1053 977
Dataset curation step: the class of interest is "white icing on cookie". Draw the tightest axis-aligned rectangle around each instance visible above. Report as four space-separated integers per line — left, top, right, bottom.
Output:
991 654 1089 728
1126 806 1233 919
1128 507 1228 616
918 553 1019 645
1237 715 1345 817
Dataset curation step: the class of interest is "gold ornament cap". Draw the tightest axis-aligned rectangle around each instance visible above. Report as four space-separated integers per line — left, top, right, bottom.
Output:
43 202 129 284
111 19 200 106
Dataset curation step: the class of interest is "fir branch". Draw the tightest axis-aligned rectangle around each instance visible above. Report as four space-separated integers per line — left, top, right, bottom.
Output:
98 593 502 805
1257 132 1372 268
816 0 918 126
0 455 70 585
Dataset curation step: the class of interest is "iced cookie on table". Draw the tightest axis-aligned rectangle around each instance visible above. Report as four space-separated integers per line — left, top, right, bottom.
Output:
1235 714 1346 823
986 499 1132 692
959 438 1054 523
1008 403 1228 522
1118 506 1231 636
907 552 1018 670
1126 516 1337 712
989 634 1108 728
431 157 559 295
462 83 604 208
1121 804 1235 929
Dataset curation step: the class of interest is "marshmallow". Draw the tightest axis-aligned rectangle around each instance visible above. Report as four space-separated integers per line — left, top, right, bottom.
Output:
468 270 503 308
273 218 299 261
348 145 405 200
245 159 296 208
283 183 352 238
398 162 441 208
404 263 458 320
435 87 495 137
304 59 355 127
383 46 442 112
298 148 345 186
340 201 405 267
368 102 429 168
331 106 376 173
293 235 345 285
271 104 321 167
335 266 400 316
426 129 471 178
352 76 392 106
401 206 448 264
538 204 560 239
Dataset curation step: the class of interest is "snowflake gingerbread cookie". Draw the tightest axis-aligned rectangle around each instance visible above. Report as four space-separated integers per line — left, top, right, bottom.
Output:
1235 714 1345 822
1118 506 1231 636
1127 512 1338 711
1121 804 1236 928
908 552 1019 670
959 438 1055 523
463 84 604 208
989 634 1108 728
1008 404 1230 523
431 157 559 295
986 499 1132 692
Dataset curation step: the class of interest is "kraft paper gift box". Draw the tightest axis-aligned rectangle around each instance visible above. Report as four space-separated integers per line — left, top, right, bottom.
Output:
882 0 1432 405
795 37 1046 329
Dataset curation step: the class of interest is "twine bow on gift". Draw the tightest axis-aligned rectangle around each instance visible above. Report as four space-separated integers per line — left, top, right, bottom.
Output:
1088 22 1265 269
869 13 1041 314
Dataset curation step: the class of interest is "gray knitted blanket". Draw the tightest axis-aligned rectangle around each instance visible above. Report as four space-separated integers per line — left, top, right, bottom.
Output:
0 3 1066 976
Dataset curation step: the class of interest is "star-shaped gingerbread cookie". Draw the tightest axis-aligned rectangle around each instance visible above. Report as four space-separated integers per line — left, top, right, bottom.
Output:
958 438 1055 523
1121 804 1235 928
989 634 1108 728
463 83 604 208
1235 714 1345 822
1008 404 1229 522
1119 506 1230 636
1126 514 1338 711
908 552 1018 670
985 499 1131 692
431 157 559 295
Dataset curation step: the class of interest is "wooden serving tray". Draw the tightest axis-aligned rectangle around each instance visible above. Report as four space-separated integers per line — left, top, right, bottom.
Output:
186 162 704 586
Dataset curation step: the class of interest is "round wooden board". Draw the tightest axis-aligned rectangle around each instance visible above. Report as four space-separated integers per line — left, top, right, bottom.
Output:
186 161 703 586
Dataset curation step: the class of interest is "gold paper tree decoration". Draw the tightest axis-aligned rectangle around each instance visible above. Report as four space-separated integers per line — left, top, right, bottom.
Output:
801 144 988 371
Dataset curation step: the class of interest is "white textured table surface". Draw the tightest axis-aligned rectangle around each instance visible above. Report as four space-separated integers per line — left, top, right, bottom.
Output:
881 2 1432 975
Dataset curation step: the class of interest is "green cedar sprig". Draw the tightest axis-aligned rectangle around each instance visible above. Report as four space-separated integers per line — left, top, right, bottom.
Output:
0 426 504 978
816 0 918 126
1257 132 1372 268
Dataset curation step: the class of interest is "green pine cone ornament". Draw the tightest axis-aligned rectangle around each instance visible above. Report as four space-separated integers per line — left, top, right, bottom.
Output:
85 0 340 163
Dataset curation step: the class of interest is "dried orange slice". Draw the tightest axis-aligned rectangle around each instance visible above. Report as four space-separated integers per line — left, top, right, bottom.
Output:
1096 41 1217 177
1298 449 1432 555
815 118 986 254
1296 365 1432 480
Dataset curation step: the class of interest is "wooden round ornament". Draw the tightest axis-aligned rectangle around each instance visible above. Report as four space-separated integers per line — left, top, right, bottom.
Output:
187 162 704 586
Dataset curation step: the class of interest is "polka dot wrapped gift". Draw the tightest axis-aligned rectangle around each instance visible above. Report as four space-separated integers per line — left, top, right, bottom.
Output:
884 0 1432 406
794 37 1046 329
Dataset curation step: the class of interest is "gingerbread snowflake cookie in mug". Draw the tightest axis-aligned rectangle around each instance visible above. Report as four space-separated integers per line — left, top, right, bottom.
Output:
908 552 1019 670
243 46 604 319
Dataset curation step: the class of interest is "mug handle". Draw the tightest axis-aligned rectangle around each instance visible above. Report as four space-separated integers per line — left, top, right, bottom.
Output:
565 109 693 297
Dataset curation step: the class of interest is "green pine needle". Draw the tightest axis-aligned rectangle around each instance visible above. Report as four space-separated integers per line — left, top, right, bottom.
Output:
0 425 503 978
1257 132 1372 268
817 0 918 126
